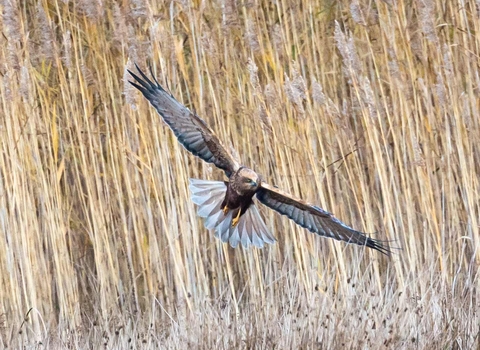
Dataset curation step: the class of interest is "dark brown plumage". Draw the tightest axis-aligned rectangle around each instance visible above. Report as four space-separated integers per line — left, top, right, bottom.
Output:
128 65 390 254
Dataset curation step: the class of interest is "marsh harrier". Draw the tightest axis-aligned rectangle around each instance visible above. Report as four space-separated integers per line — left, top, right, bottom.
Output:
128 65 390 255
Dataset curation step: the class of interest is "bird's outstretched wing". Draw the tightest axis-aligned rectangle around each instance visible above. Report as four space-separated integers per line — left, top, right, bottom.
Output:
128 65 240 176
256 183 390 255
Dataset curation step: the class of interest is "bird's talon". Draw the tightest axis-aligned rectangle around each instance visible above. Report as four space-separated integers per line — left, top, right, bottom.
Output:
222 206 229 215
231 210 241 227
232 217 239 227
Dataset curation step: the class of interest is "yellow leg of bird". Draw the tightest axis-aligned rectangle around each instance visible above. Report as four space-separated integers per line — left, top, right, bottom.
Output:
222 206 229 215
231 209 241 227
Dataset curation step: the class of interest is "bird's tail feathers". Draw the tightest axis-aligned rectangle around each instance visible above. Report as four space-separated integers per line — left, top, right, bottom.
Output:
188 178 276 248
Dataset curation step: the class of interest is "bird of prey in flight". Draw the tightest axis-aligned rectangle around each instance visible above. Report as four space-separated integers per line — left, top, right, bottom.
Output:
128 65 390 255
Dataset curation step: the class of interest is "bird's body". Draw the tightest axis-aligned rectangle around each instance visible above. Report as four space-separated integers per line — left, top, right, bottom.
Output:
128 65 391 254
222 167 260 222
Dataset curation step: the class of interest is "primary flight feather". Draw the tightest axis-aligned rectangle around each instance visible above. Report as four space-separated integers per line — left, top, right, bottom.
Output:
128 65 390 255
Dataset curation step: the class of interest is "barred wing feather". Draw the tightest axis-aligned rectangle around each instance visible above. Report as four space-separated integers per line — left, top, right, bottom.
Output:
256 183 390 255
129 65 240 176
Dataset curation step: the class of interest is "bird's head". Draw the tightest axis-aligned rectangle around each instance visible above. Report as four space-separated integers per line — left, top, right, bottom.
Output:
236 167 261 193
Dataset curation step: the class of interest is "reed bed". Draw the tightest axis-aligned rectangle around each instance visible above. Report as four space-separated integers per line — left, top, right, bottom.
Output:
0 0 478 348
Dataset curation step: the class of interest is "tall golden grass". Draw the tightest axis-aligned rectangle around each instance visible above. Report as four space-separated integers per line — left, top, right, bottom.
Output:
0 0 478 348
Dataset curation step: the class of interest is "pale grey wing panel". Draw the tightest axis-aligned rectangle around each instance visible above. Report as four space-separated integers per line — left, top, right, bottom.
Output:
189 179 227 230
256 183 390 255
129 66 240 176
189 179 275 249
228 202 276 249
